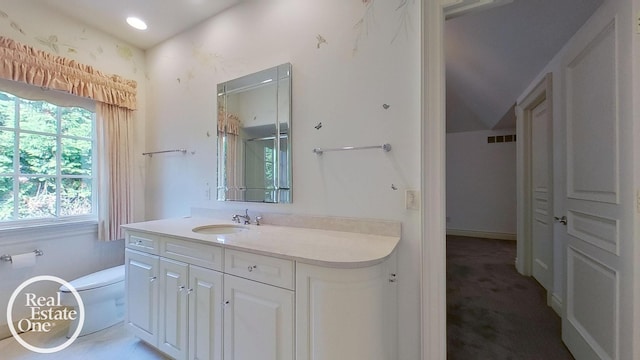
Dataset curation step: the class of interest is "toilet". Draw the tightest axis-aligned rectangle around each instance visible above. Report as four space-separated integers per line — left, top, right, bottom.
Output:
59 265 125 338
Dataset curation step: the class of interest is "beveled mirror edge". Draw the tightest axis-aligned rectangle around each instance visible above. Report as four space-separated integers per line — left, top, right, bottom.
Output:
216 62 292 203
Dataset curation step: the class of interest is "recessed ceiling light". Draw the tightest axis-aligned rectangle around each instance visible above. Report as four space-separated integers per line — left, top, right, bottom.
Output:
126 17 147 30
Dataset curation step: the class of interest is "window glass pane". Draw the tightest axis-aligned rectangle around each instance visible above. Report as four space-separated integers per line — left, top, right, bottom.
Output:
19 133 56 175
60 178 92 216
61 107 92 138
0 91 16 128
0 88 95 224
0 130 14 173
61 138 91 176
0 176 13 220
18 177 56 219
19 99 57 134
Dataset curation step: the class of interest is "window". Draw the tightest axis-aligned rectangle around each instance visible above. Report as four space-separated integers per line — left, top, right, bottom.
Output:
0 90 96 224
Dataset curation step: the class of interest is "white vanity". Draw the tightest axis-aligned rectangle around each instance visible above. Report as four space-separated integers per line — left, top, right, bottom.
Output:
122 216 399 360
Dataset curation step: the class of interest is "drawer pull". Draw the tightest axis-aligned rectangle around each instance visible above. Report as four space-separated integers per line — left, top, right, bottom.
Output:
247 265 257 272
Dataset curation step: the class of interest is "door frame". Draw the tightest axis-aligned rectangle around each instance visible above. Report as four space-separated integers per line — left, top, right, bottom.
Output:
423 0 640 359
421 0 447 358
421 1 518 358
515 73 554 286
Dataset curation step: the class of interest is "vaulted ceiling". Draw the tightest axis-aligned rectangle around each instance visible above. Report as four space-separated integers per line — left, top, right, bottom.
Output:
445 0 603 133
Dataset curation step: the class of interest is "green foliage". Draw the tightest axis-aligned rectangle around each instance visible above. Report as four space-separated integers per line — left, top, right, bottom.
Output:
0 91 94 221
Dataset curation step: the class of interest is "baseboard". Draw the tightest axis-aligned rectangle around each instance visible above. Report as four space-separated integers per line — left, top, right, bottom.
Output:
446 229 517 241
549 293 562 316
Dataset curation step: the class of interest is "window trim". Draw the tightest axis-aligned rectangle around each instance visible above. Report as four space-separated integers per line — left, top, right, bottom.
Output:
0 219 98 245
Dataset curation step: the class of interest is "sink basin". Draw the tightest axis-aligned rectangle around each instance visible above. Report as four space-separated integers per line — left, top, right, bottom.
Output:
192 224 248 235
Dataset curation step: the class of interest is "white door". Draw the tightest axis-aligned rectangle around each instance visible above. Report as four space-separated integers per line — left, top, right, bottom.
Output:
531 98 552 290
125 249 159 346
223 274 294 360
189 265 223 360
561 2 634 359
158 258 189 360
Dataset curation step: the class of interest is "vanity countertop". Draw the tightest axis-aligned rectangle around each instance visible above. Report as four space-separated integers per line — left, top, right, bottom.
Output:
122 217 400 268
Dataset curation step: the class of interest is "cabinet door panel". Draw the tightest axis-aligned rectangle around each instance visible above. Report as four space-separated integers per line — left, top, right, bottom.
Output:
158 258 189 360
224 275 294 360
125 249 159 346
296 259 396 360
189 265 223 360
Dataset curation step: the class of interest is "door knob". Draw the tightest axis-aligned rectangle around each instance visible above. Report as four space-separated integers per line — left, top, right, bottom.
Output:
554 216 568 225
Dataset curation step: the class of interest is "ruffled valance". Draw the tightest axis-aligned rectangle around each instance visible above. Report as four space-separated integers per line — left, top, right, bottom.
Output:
218 110 241 136
0 37 137 110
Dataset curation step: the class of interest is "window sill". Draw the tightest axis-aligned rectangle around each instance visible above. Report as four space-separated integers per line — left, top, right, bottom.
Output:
0 220 98 245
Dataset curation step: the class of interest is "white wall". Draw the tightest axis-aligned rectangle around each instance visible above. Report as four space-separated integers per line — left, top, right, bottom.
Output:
0 0 147 331
145 1 421 358
446 129 517 235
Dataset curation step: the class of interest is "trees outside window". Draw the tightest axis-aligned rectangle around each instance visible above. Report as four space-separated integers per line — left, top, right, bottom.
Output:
0 90 95 222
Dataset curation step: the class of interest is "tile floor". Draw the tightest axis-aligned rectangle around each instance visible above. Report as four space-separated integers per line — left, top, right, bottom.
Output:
0 321 168 360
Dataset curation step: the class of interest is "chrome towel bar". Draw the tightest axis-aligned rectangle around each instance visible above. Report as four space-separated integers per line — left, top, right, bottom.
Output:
313 143 391 155
142 149 187 157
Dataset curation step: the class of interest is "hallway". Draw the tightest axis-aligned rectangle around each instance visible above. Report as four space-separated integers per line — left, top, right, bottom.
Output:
446 235 574 360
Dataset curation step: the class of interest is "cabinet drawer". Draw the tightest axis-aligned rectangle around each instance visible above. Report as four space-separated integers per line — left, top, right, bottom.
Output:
126 232 160 254
224 249 294 290
161 238 223 271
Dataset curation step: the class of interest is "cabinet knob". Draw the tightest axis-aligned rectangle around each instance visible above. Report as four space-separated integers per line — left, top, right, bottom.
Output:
135 240 143 246
389 273 397 283
178 285 185 292
150 276 157 282
224 300 230 305
248 265 257 272
187 288 193 295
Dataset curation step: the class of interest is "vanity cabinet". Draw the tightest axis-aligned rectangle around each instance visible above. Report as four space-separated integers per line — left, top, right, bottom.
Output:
157 258 224 360
125 234 225 360
189 265 224 360
223 274 294 360
296 255 397 360
123 225 398 360
125 232 294 360
125 248 159 347
223 248 295 360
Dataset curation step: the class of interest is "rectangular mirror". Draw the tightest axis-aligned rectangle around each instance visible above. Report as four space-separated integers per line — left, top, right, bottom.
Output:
217 63 291 203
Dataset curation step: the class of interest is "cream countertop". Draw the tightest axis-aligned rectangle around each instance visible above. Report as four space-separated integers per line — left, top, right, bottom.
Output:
121 217 400 268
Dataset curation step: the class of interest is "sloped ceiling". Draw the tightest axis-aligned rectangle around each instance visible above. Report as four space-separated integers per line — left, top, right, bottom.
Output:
445 0 603 133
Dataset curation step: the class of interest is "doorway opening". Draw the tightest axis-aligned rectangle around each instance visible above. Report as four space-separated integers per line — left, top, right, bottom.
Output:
441 0 602 358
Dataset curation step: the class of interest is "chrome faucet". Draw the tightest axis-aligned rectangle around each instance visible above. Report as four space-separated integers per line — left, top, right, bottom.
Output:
232 209 251 225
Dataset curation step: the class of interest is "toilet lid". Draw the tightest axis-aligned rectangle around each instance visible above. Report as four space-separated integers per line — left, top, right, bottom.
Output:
60 265 125 292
